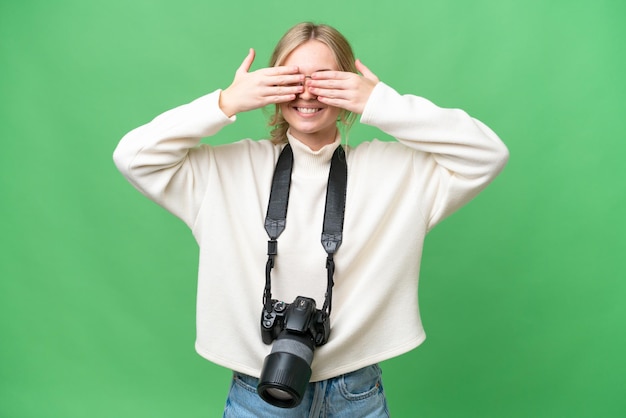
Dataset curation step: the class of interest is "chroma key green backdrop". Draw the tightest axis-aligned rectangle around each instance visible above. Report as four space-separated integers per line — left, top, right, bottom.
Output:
1 0 624 417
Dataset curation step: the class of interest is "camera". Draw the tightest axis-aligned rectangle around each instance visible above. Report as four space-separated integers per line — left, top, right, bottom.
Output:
258 296 330 408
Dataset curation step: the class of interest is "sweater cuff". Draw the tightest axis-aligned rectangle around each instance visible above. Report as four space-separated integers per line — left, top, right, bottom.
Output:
191 89 237 127
359 81 391 127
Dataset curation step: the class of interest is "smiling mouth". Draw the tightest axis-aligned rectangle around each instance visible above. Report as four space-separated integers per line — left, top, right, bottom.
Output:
295 107 322 114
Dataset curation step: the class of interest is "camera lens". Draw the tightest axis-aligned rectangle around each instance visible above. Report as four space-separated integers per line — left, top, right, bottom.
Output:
257 331 314 408
265 387 293 401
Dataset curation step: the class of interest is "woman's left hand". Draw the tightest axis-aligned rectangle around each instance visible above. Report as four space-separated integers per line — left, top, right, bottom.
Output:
306 59 379 114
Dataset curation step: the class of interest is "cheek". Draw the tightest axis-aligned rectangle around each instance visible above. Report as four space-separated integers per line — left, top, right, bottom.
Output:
327 107 342 121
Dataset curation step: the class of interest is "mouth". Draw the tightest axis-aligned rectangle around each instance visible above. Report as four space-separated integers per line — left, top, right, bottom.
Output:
294 107 323 115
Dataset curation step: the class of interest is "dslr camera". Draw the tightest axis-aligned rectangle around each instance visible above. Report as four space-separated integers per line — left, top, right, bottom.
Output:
258 296 330 408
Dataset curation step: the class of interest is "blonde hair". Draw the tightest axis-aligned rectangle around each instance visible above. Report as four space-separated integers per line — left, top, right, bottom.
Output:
268 22 357 144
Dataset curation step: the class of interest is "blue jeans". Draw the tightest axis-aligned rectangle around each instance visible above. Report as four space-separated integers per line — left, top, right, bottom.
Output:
223 364 390 417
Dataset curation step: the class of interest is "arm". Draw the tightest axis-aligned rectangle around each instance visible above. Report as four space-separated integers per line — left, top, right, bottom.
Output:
112 91 233 227
113 49 306 226
308 62 509 229
361 82 509 228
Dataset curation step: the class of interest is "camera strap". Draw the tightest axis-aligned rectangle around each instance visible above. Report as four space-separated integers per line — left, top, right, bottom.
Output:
263 143 347 317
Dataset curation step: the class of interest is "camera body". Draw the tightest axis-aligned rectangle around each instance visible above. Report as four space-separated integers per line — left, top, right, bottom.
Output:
261 296 330 346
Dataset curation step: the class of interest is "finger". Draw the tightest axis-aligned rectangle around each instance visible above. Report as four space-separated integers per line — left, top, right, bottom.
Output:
355 59 379 82
237 48 256 74
308 76 362 95
264 84 304 97
308 86 348 100
268 73 305 86
308 72 360 92
316 95 352 110
257 93 299 107
307 79 344 92
271 94 299 103
310 70 351 80
266 65 301 76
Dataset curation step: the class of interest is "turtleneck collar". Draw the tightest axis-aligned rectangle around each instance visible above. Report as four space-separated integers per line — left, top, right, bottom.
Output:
286 131 342 177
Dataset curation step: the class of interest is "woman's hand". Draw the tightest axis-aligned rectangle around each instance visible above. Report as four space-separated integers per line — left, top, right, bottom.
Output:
219 49 305 117
306 59 380 114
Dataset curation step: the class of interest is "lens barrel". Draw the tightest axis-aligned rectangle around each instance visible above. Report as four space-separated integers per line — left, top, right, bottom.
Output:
257 331 314 408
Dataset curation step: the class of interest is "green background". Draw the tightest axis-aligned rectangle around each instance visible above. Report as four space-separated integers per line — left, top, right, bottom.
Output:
1 0 624 417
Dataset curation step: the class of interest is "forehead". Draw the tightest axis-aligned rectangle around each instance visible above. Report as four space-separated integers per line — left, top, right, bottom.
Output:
283 40 338 72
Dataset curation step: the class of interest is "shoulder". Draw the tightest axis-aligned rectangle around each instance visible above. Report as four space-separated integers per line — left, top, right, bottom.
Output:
347 139 435 179
209 138 278 155
348 139 418 160
203 139 283 171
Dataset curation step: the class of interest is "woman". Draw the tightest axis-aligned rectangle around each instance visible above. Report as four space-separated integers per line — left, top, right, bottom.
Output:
114 22 508 417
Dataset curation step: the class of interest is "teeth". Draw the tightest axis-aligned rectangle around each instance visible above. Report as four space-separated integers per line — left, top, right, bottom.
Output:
296 107 320 114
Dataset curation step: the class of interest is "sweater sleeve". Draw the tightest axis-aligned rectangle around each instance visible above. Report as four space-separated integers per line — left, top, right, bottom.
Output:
360 82 509 230
112 90 235 228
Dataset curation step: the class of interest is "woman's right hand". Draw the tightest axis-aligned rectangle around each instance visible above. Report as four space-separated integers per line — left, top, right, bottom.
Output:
219 49 305 117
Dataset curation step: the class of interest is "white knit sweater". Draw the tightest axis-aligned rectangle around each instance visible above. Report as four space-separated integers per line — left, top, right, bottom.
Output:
113 82 508 381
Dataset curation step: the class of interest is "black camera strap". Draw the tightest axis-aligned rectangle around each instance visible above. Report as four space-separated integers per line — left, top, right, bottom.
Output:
263 143 347 317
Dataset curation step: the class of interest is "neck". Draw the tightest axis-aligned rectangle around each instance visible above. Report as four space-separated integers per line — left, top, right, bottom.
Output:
288 126 338 151
286 131 341 178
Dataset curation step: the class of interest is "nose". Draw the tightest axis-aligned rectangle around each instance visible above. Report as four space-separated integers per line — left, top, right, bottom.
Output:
299 76 316 100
